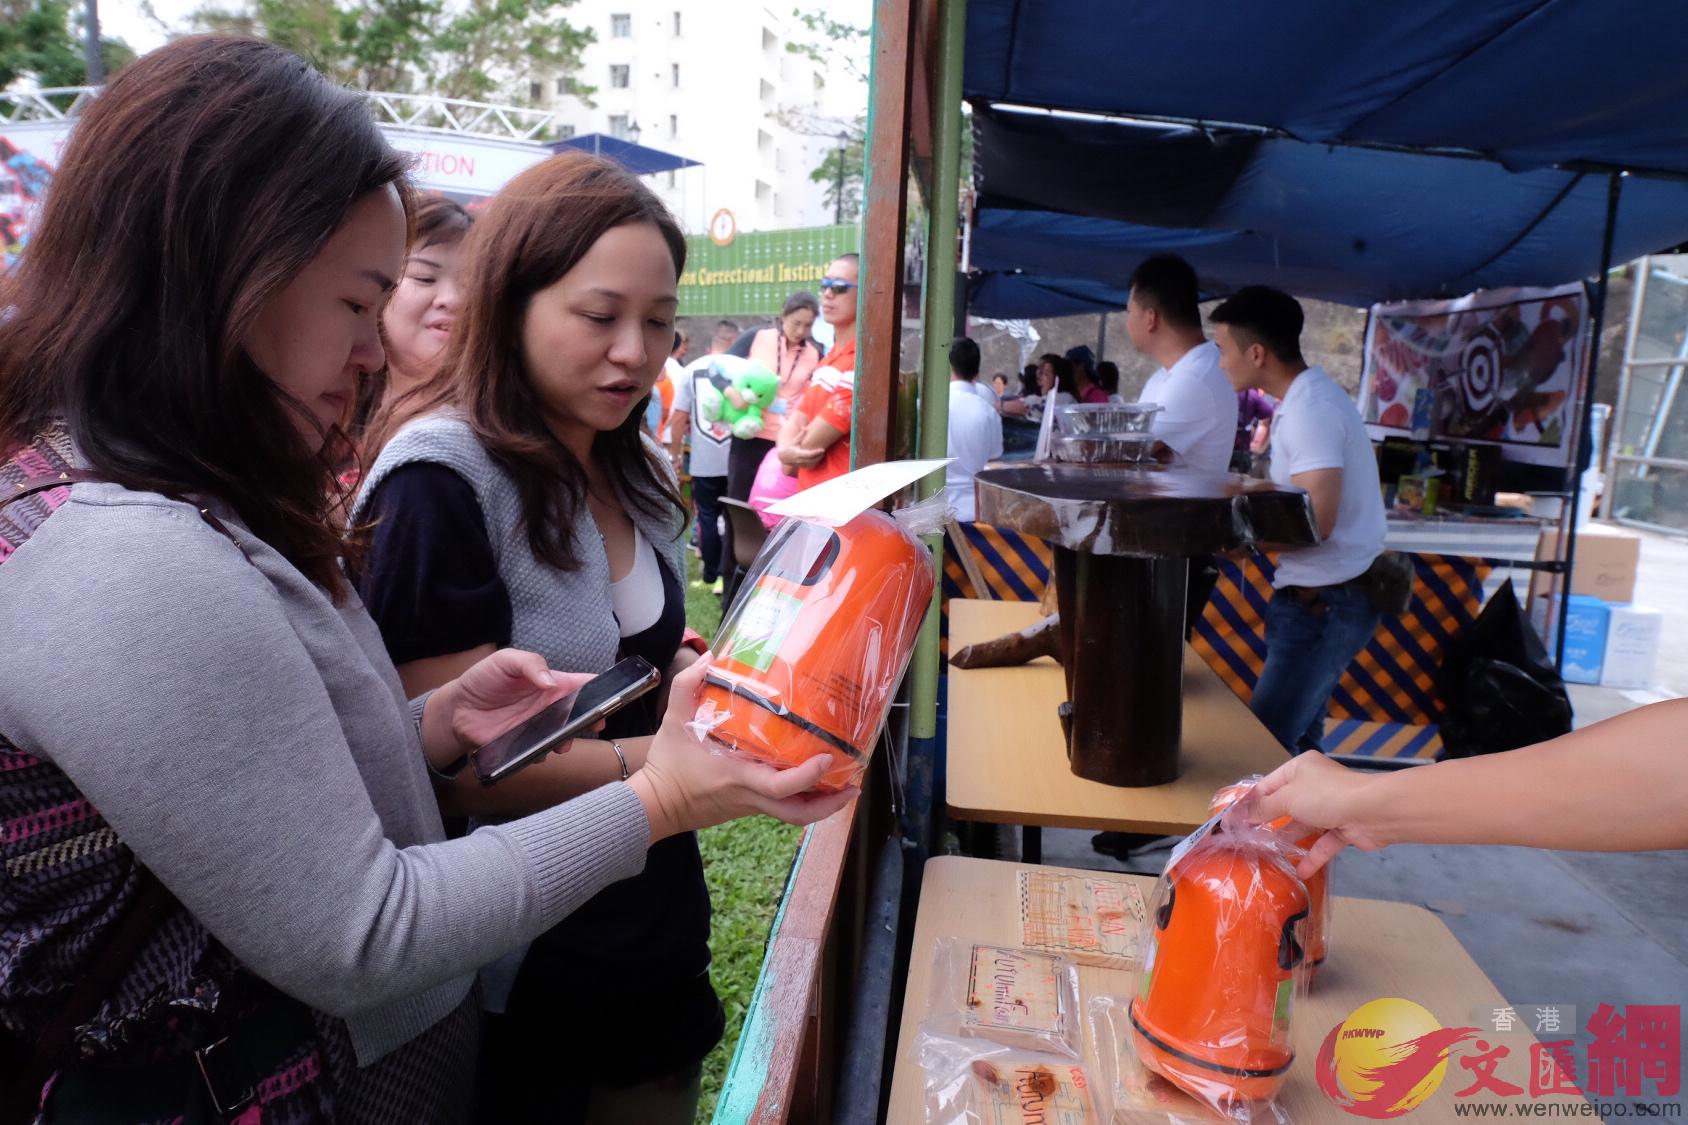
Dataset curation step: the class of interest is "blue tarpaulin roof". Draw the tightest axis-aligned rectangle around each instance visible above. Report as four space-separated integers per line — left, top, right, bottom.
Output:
962 1 1688 316
549 133 701 176
966 0 1688 177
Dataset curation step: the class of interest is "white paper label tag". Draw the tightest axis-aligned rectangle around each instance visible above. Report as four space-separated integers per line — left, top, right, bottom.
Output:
765 458 952 527
1162 810 1224 877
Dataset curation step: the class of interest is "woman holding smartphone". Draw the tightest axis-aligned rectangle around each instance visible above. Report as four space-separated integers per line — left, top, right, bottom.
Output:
355 153 721 1123
0 38 851 1123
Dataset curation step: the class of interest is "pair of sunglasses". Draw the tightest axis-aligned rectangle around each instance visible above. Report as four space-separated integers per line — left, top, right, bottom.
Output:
819 278 857 293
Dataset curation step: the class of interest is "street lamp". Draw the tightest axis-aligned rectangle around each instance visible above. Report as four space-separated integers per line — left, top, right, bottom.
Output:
628 121 643 145
84 0 104 83
835 130 849 225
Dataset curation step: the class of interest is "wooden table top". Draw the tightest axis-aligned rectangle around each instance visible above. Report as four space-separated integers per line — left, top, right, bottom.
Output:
886 856 1590 1123
974 462 1317 556
946 598 1289 835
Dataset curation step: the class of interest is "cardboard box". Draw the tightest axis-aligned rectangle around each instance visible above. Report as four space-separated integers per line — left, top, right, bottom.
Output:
1529 523 1642 605
1601 605 1663 690
1560 595 1611 685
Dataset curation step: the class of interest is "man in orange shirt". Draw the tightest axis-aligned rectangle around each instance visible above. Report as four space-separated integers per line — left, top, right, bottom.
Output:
778 253 858 488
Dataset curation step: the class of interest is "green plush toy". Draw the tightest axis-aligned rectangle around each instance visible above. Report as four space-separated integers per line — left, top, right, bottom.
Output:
697 358 782 440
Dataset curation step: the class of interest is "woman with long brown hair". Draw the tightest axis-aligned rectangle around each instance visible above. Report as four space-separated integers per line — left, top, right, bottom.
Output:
355 152 724 1122
0 38 850 1123
724 289 822 502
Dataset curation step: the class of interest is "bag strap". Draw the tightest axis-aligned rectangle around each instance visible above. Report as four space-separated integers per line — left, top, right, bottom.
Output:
0 470 238 1125
0 873 175 1125
2 469 102 508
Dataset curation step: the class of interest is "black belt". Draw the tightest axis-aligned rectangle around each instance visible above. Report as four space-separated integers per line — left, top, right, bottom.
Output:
1279 576 1365 604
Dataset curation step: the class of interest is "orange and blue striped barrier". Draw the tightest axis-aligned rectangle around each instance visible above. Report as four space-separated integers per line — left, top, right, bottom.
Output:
940 524 1490 762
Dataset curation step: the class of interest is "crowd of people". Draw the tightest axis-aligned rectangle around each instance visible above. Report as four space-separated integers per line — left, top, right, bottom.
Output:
5 35 1682 1125
655 245 1392 776
0 37 854 1123
662 253 860 597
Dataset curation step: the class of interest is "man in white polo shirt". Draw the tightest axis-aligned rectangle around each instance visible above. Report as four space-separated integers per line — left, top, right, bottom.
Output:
944 336 1004 521
1093 255 1240 861
1126 254 1239 475
1211 286 1387 753
1128 253 1239 632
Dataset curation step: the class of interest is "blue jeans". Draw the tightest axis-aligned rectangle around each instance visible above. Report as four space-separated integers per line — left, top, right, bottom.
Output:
690 474 727 582
1250 585 1381 753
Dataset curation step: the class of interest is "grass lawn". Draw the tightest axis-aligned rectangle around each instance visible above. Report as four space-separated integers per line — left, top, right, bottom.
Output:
683 545 804 1122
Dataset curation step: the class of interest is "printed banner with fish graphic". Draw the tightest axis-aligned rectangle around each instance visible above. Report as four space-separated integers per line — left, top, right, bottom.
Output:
1359 283 1588 466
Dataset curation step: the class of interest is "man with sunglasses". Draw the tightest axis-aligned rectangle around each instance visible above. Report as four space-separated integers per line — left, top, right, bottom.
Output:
778 253 859 489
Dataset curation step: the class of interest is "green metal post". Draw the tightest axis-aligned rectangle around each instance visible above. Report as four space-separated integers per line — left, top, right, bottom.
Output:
908 0 968 741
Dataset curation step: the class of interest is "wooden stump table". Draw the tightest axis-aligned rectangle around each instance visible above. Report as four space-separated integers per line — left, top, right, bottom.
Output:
975 463 1316 787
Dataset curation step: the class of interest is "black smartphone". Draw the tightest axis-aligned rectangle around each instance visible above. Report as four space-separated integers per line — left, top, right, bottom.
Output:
472 656 661 785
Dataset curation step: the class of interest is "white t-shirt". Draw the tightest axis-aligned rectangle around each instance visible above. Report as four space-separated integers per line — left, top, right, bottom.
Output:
1137 341 1239 475
1267 366 1386 588
670 355 731 479
945 380 1005 521
953 378 998 408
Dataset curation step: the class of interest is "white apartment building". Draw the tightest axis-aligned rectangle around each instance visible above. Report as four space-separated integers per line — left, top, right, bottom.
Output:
529 1 859 233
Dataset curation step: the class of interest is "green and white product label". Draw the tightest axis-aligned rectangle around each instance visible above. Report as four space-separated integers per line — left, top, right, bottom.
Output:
1274 977 1295 1043
1139 937 1158 1001
722 587 805 673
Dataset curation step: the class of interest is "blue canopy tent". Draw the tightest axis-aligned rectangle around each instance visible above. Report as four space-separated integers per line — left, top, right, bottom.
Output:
712 5 1688 1118
548 133 701 176
966 0 1688 177
954 0 1688 675
966 110 1688 316
962 1 1688 317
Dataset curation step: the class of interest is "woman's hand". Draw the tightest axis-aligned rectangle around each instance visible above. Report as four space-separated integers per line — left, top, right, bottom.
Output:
1246 753 1389 877
629 655 858 840
422 649 594 768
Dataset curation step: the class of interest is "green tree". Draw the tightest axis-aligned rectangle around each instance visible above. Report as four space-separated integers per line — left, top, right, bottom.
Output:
810 126 864 224
1 0 135 89
785 9 868 223
189 0 593 104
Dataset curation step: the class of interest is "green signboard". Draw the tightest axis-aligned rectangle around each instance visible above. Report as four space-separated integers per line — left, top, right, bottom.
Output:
678 223 858 317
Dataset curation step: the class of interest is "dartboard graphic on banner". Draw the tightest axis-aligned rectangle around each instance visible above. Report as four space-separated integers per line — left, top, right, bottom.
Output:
1358 283 1587 467
1459 326 1502 415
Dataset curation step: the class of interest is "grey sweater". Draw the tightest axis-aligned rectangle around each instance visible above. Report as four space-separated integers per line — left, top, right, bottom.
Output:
0 482 652 1065
355 412 687 666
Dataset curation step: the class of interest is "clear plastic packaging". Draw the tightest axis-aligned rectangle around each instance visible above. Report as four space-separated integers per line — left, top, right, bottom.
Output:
692 504 936 791
1052 432 1161 464
1127 816 1310 1120
924 938 1084 1058
921 1036 1101 1124
1091 994 1294 1124
1054 401 1163 435
1209 777 1333 974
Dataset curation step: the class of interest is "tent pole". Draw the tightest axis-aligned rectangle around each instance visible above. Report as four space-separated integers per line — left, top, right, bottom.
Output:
1096 311 1108 363
853 0 917 467
908 0 967 745
1603 257 1650 518
1555 170 1622 670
